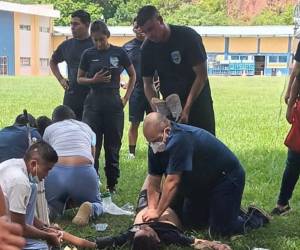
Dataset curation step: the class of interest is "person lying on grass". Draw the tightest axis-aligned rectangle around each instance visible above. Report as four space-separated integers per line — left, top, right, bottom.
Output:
94 180 232 250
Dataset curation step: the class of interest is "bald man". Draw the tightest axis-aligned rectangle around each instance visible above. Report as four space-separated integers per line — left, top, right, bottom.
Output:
142 112 270 237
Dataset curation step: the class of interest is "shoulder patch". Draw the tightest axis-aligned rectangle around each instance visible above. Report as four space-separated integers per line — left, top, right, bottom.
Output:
170 51 181 64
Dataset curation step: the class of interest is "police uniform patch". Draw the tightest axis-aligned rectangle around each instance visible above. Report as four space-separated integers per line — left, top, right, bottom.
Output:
170 51 181 64
110 56 119 67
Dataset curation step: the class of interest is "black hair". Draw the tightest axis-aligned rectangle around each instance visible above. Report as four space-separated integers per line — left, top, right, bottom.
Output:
24 141 58 164
15 113 36 127
36 116 52 136
90 20 110 37
71 10 91 25
132 227 159 250
52 105 76 122
136 5 160 27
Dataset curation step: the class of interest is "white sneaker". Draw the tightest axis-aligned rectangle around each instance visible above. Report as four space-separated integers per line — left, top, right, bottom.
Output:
166 94 182 121
151 97 171 117
127 153 135 160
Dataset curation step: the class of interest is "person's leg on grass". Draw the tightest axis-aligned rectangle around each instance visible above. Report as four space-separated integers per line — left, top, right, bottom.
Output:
128 122 140 158
103 110 124 193
128 88 148 158
272 149 300 215
83 109 104 175
208 166 245 237
45 165 69 220
71 165 103 225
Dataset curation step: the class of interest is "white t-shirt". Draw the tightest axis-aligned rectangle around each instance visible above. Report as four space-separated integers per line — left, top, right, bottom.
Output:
43 119 96 164
0 159 31 215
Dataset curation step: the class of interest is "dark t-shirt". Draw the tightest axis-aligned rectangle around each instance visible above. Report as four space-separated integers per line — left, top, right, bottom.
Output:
294 42 300 62
123 38 144 90
141 25 208 102
0 126 41 163
51 37 94 93
148 123 241 196
79 45 131 90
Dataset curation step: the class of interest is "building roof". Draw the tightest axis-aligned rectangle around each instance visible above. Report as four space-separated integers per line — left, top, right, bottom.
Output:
54 25 296 37
0 1 60 18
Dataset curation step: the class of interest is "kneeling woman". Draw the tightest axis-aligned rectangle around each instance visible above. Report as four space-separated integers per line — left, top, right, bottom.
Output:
77 20 136 193
44 105 103 226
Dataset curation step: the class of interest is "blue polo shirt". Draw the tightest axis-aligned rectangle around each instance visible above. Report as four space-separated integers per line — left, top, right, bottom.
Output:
148 122 241 196
0 125 41 163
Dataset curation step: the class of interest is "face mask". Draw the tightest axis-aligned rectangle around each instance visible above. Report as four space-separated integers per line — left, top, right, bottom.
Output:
150 141 166 154
150 127 170 154
29 164 40 184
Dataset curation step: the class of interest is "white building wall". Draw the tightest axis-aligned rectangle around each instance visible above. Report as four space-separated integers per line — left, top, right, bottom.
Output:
19 13 32 75
39 16 50 75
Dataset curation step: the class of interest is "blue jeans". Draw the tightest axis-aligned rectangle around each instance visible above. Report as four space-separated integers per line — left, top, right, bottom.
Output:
277 149 300 206
45 164 103 219
182 166 246 236
24 183 49 250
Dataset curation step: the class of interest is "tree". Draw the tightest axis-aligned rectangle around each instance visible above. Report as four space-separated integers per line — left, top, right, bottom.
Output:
93 0 125 21
252 4 293 25
44 0 103 26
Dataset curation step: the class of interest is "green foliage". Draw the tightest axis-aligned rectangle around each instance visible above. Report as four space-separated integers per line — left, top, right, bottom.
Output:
93 0 125 21
252 4 294 25
165 0 229 25
43 0 103 26
4 0 297 26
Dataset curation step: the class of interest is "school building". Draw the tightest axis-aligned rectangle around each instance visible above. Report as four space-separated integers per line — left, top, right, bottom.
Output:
0 1 59 76
0 0 299 76
51 25 300 77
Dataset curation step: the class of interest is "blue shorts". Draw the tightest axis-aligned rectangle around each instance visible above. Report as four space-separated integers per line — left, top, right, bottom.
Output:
129 88 151 123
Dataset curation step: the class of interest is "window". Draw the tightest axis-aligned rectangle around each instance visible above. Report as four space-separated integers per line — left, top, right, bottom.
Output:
39 26 50 33
269 56 278 63
40 58 49 67
231 55 239 60
19 24 31 31
279 56 288 63
20 57 31 66
240 55 248 61
0 56 8 75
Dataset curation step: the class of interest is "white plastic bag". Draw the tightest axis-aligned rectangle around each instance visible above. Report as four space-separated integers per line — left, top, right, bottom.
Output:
102 193 134 216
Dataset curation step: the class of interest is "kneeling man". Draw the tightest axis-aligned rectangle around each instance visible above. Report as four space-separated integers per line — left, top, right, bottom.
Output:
142 112 270 236
0 141 60 249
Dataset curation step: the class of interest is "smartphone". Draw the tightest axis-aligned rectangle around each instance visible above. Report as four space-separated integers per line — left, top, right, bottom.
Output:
102 67 111 75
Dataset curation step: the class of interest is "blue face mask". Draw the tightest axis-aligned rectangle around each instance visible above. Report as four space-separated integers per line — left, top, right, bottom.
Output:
29 165 40 184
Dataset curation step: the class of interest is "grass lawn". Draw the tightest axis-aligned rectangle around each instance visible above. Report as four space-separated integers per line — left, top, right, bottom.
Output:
0 76 299 249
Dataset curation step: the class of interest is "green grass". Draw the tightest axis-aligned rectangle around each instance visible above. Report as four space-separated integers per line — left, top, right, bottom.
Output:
0 76 298 249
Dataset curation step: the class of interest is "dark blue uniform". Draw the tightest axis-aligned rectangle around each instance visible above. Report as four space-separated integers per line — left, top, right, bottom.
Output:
79 45 131 188
0 125 41 163
142 25 215 134
148 122 245 236
123 38 151 123
51 37 93 120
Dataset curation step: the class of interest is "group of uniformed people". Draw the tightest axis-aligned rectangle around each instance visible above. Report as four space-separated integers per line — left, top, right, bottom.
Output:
2 4 300 250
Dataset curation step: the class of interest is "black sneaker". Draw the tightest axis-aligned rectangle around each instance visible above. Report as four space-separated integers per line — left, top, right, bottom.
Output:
247 205 272 226
239 207 249 220
271 204 291 216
